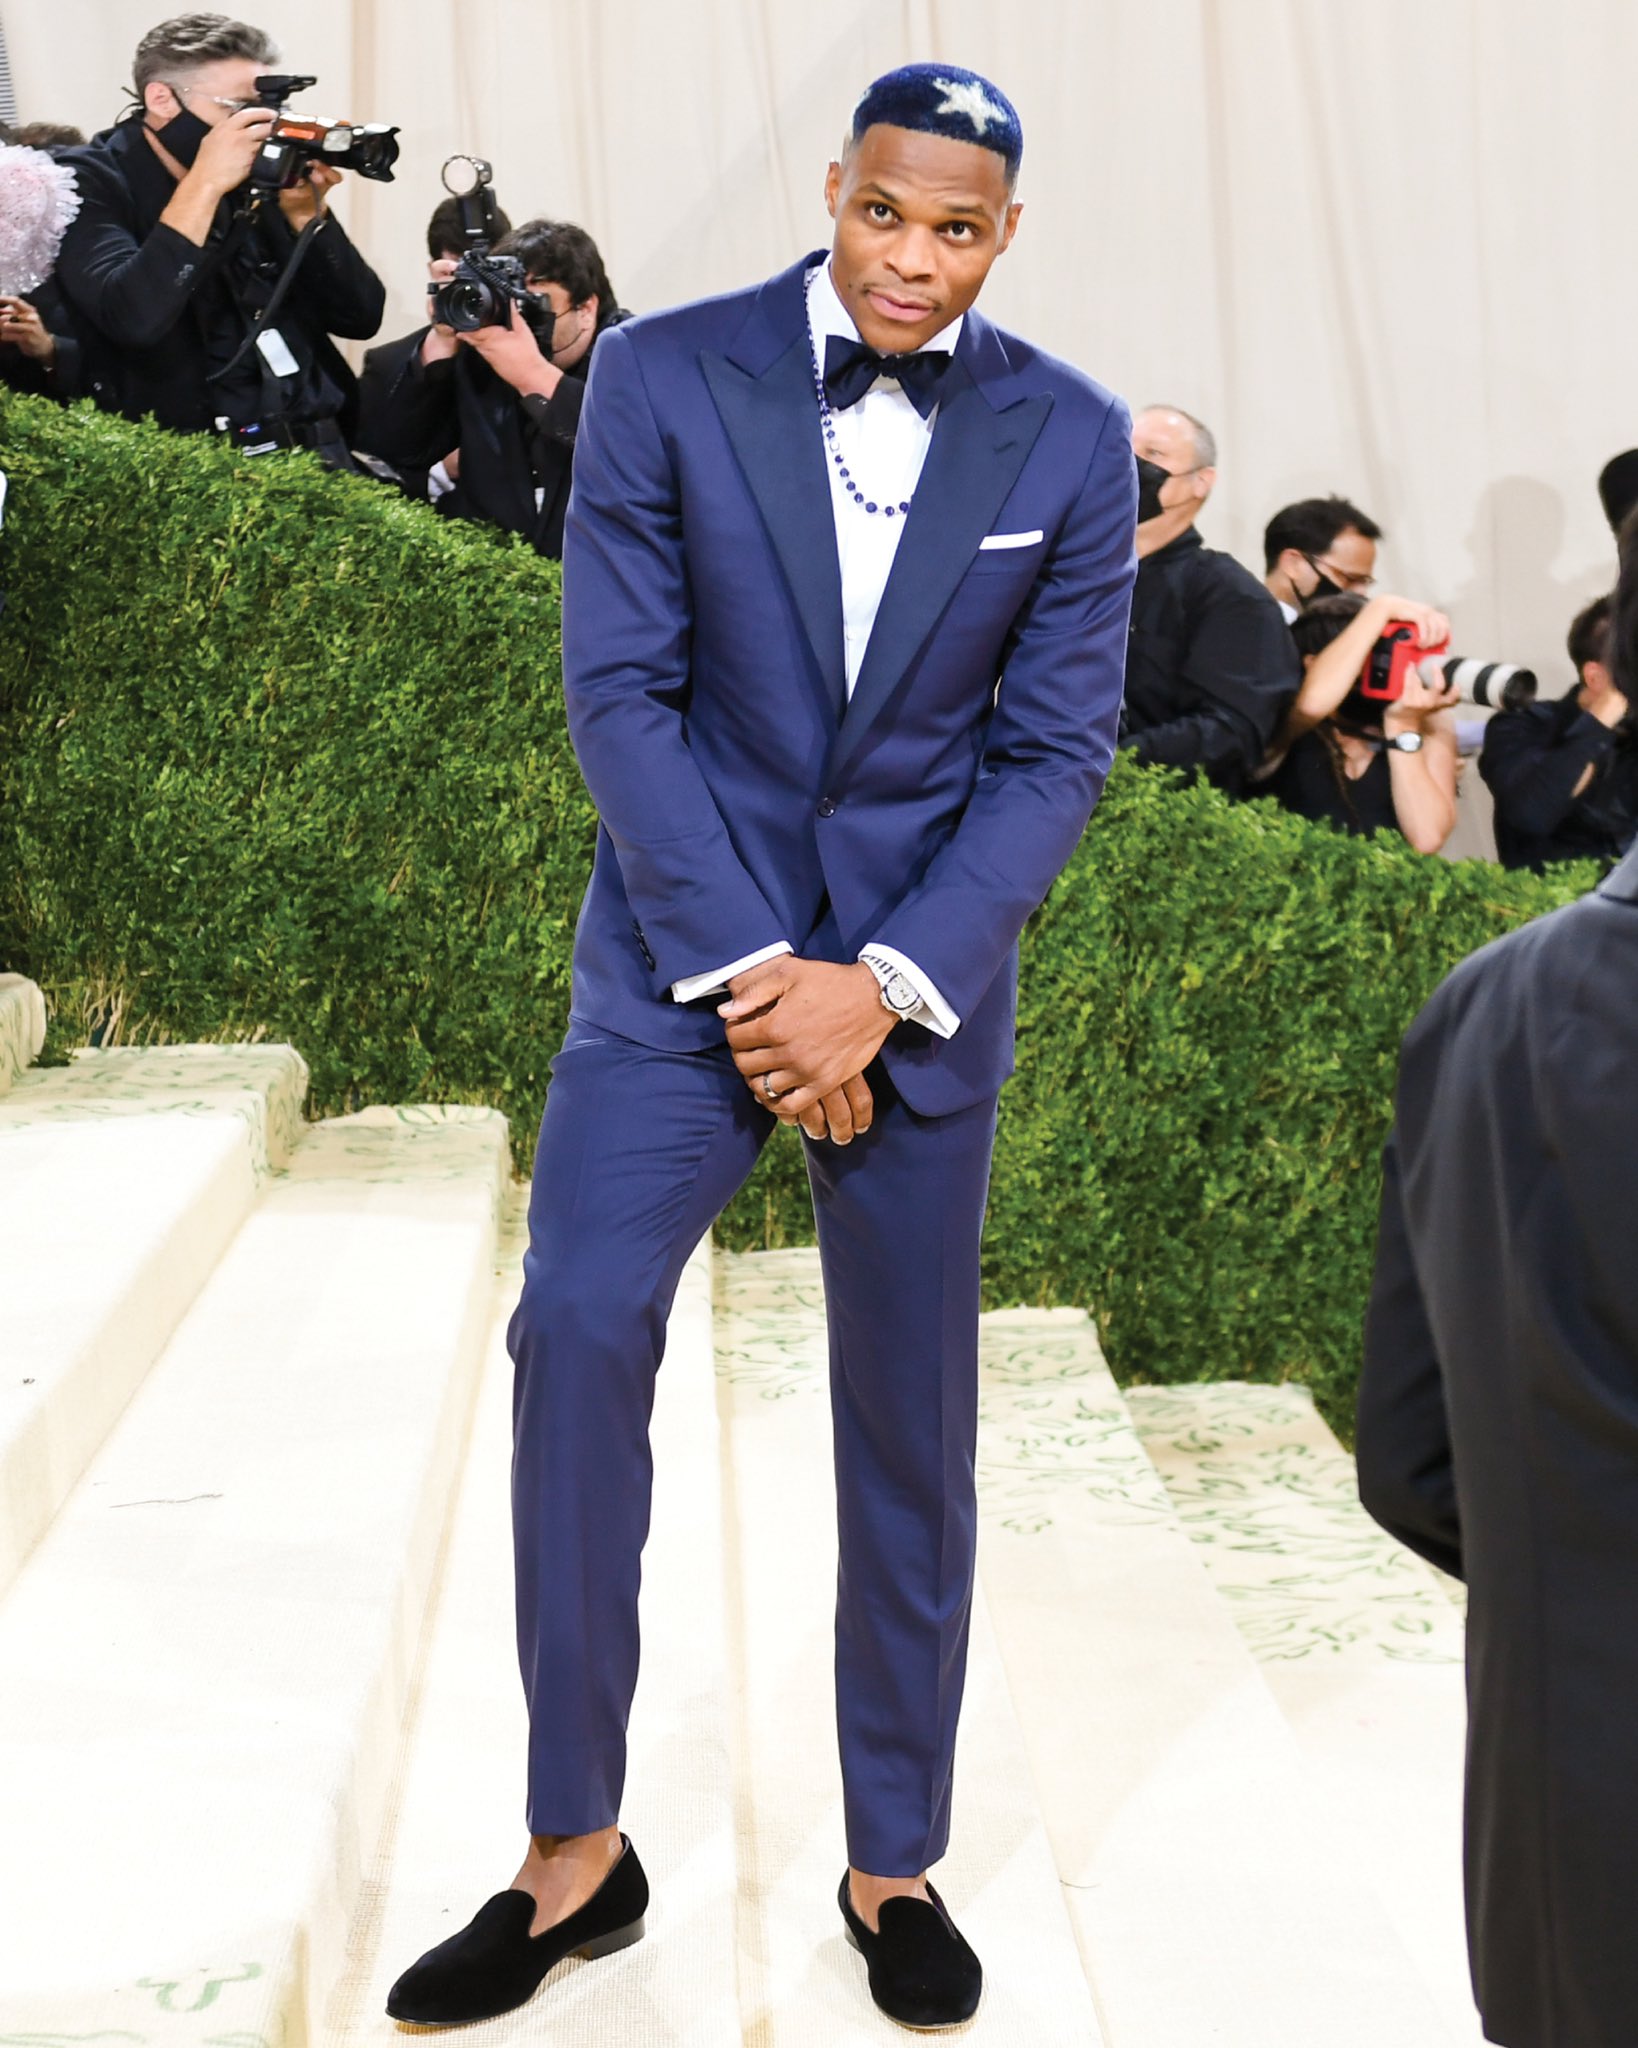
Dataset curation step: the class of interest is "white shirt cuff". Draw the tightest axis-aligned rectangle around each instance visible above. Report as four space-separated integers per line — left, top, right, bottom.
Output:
860 944 960 1039
671 941 792 1006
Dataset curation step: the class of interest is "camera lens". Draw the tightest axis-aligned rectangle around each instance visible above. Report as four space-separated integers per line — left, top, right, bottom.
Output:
443 279 493 331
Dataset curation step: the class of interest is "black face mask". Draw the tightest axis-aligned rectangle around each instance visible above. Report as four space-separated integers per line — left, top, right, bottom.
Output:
152 104 214 169
1135 455 1172 524
1299 555 1345 606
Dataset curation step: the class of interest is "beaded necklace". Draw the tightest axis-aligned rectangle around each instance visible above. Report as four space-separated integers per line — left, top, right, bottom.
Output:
805 268 920 521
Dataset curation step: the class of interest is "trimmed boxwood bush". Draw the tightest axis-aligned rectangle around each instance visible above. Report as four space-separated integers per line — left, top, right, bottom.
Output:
0 392 1594 1429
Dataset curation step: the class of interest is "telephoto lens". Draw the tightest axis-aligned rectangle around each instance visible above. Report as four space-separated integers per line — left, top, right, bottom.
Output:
1417 654 1537 712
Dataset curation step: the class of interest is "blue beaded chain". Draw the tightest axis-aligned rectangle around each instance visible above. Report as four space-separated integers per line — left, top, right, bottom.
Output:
806 279 914 520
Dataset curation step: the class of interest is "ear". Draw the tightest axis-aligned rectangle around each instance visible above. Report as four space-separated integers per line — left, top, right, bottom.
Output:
997 200 1023 255
824 160 842 221
1194 466 1216 500
582 293 599 327
144 79 181 122
1585 657 1615 693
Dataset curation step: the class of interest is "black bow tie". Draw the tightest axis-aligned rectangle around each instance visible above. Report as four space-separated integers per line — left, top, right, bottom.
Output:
823 334 953 419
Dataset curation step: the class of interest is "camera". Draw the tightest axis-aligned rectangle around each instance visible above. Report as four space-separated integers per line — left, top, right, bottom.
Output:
1360 621 1537 714
427 155 545 334
248 73 401 192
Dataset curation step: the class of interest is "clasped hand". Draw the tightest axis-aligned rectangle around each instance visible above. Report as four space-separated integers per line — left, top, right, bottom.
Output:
718 958 896 1144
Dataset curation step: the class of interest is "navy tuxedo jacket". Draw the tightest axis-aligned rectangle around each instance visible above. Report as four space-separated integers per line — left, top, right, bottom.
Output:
561 252 1137 1118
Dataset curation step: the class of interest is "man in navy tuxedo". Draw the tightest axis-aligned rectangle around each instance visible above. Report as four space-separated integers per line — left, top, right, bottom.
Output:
389 63 1136 2033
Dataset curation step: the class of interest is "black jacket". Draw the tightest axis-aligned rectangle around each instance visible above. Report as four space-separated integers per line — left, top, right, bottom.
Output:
1357 843 1638 2048
1121 526 1300 794
354 309 627 558
1479 689 1638 871
52 118 385 437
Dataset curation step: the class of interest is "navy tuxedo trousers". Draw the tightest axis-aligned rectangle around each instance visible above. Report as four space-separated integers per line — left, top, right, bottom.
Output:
507 1016 1000 1875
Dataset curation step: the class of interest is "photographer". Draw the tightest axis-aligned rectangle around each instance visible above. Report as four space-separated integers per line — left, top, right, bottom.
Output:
350 193 514 508
1122 405 1300 795
356 218 627 558
1263 592 1460 852
1480 594 1638 870
51 13 386 461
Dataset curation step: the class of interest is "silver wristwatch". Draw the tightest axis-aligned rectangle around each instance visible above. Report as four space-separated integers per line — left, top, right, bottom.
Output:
864 958 921 1020
1386 730 1424 754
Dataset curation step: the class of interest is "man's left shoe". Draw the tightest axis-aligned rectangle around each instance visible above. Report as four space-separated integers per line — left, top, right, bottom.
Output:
838 1872 983 2032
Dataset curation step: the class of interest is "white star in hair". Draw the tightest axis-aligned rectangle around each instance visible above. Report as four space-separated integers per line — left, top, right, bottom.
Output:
932 76 1007 138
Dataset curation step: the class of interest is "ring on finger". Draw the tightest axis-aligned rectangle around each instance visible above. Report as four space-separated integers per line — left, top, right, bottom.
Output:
761 1075 782 1102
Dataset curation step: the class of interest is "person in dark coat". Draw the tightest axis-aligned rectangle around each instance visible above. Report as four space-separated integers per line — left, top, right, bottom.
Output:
51 17 385 458
1120 403 1299 795
1357 794 1638 2037
355 219 627 559
1481 593 1638 872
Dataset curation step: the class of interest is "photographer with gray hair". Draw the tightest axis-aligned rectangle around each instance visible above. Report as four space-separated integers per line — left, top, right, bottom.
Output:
1121 403 1300 795
51 12 385 462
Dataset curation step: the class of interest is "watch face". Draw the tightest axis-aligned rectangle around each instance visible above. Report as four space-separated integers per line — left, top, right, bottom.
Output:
885 972 919 1014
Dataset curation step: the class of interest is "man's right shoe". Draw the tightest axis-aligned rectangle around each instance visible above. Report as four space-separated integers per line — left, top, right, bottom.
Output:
386 1835 649 2027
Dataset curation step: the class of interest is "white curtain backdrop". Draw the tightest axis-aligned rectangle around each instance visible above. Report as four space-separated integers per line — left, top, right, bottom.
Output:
14 1 1638 854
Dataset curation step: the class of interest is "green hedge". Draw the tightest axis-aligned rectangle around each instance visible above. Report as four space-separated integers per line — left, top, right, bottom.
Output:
0 392 1594 1430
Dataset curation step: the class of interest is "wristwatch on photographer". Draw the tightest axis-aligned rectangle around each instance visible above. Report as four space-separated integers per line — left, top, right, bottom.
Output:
863 957 922 1021
1385 729 1424 753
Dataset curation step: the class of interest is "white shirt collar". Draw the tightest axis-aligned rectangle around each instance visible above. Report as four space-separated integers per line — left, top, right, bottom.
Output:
806 258 964 359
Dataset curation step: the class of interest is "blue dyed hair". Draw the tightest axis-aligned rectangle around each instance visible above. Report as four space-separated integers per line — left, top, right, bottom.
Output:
849 63 1023 185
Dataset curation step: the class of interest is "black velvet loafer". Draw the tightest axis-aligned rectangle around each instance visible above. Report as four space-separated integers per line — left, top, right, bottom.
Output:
386 1836 648 2026
838 1871 983 2032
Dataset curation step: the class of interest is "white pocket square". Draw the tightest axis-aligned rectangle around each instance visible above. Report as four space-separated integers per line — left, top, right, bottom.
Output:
978 530 1044 550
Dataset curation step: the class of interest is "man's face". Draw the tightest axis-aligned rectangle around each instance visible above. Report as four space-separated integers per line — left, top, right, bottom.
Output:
1132 408 1213 521
824 124 1021 353
144 56 268 129
526 277 598 368
1301 526 1377 596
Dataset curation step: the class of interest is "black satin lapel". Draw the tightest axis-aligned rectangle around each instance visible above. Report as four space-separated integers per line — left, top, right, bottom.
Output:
700 342 846 723
830 369 1053 780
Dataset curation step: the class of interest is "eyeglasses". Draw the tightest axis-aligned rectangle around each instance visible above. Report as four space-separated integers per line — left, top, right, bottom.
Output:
169 82 261 113
1307 551 1375 593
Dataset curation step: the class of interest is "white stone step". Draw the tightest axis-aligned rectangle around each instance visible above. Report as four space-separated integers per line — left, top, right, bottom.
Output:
320 1224 741 2047
978 1310 1461 2046
0 1044 310 1596
0 1103 508 2046
1126 1381 1481 2043
0 974 46 1094
716 1248 1104 2046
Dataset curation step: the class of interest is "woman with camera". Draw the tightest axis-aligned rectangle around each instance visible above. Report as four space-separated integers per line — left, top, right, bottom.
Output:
1258 591 1461 854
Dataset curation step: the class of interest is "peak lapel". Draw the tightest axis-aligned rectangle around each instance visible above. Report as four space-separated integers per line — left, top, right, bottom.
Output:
700 322 847 725
828 351 1052 781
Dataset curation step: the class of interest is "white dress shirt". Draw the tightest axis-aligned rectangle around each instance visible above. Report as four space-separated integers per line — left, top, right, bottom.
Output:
670 261 962 1036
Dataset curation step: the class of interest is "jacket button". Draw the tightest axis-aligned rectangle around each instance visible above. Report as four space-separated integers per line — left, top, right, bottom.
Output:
817 798 837 818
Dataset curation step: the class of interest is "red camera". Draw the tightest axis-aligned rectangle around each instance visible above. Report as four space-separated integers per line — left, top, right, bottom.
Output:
1358 622 1447 703
1358 622 1536 713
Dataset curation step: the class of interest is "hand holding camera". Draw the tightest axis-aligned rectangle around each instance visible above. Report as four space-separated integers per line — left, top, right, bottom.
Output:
1383 663 1461 736
183 105 278 203
457 296 560 399
278 157 343 231
1370 596 1451 653
421 258 463 363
